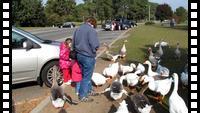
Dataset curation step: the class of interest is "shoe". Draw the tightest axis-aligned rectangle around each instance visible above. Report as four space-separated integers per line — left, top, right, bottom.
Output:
64 81 71 85
88 91 99 96
79 97 94 103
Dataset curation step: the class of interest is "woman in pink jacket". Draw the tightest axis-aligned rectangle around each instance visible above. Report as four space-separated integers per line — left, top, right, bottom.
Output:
59 38 72 85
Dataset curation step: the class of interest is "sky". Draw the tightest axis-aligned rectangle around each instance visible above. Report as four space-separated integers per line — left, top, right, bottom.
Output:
43 0 188 11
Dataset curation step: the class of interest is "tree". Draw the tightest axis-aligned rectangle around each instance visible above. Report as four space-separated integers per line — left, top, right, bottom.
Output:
174 7 187 23
155 4 173 22
12 0 46 26
45 0 76 26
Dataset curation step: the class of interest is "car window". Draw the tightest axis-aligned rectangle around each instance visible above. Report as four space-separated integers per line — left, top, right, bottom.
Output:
12 31 27 49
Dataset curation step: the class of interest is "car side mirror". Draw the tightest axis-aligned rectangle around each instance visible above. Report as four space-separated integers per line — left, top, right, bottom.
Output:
23 40 33 50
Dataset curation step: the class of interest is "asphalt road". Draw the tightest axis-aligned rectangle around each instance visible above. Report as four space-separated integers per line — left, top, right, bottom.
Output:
12 27 129 104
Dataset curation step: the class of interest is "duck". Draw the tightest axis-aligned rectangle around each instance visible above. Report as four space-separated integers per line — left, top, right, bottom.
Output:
103 62 120 78
140 74 173 101
180 64 188 87
50 66 78 108
119 63 136 75
115 100 129 113
148 47 160 66
92 72 109 86
100 79 128 100
119 40 128 58
174 42 181 59
156 64 170 77
143 60 160 77
169 73 188 113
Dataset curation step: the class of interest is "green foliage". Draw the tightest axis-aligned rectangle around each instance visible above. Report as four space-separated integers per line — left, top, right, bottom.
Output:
12 0 46 27
155 4 173 22
174 7 188 24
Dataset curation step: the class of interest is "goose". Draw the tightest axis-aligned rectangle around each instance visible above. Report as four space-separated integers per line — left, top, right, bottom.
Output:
105 51 121 62
130 87 152 113
143 60 160 77
174 42 181 59
135 63 146 74
140 75 173 102
156 64 170 77
103 62 120 78
119 63 136 75
100 79 128 100
120 72 140 87
157 42 164 57
120 40 128 58
154 41 169 47
92 72 109 86
180 64 188 86
50 66 78 108
148 47 160 66
115 100 129 113
169 73 188 113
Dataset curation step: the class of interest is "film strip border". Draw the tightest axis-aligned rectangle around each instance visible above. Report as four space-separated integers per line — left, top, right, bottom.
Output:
2 0 12 112
189 1 198 113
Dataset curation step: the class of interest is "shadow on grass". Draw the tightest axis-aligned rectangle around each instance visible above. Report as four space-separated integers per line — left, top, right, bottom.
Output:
152 24 188 31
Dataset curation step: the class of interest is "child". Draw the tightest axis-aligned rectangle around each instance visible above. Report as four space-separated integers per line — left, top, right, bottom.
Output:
71 61 82 95
59 38 72 85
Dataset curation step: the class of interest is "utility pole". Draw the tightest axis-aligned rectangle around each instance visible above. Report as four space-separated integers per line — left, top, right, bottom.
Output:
149 5 151 21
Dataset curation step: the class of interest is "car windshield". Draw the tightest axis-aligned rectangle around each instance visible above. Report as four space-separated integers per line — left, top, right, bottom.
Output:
13 26 45 43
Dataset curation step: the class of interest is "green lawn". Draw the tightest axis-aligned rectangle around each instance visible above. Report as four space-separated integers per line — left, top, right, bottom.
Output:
111 24 188 74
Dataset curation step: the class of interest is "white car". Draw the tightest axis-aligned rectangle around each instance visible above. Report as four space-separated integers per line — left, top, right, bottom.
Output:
12 27 62 87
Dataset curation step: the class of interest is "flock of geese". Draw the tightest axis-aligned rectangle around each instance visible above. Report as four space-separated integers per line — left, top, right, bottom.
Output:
50 40 188 113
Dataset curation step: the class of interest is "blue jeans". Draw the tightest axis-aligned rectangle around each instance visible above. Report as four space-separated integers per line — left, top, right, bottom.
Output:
75 82 80 94
77 53 96 99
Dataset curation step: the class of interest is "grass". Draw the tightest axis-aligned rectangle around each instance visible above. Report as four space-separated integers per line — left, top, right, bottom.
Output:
111 24 188 74
108 24 188 109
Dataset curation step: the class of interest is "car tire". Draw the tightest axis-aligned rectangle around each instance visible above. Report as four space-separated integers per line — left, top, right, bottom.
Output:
41 61 63 88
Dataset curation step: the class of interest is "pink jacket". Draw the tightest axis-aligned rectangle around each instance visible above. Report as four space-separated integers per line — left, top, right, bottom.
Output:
59 42 72 70
71 61 82 82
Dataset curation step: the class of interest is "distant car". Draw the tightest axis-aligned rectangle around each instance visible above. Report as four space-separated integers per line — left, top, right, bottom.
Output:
12 27 63 87
102 20 112 30
59 22 75 28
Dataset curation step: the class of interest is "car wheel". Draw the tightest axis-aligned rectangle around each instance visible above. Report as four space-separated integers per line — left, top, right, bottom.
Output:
41 61 63 87
125 27 128 30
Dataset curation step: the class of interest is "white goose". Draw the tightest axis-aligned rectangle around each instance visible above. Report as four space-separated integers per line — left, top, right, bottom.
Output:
103 62 119 78
174 42 181 59
120 40 128 58
180 64 188 86
119 63 136 75
135 63 146 74
156 64 170 77
154 41 169 47
101 79 128 100
169 73 188 113
105 51 121 62
140 75 173 101
92 73 109 86
120 72 140 87
115 100 129 113
143 60 160 77
157 42 164 57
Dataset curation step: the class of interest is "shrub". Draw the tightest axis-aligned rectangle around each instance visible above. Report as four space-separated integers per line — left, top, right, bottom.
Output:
145 21 155 25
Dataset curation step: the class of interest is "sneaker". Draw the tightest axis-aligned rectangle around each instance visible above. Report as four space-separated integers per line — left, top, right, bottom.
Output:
79 97 94 103
64 81 71 85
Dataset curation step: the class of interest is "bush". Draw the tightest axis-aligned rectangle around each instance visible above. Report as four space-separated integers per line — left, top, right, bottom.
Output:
145 21 155 25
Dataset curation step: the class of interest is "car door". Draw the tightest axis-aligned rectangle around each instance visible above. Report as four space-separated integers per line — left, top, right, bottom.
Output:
12 31 38 84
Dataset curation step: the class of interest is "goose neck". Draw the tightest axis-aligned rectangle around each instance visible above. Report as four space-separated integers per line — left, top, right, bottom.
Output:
172 75 179 93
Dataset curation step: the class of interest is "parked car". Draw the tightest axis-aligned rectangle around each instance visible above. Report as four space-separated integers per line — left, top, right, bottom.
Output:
102 20 112 30
58 22 75 28
12 27 62 87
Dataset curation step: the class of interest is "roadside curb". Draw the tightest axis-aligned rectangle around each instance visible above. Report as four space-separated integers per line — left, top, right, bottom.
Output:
30 28 131 113
30 96 50 113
